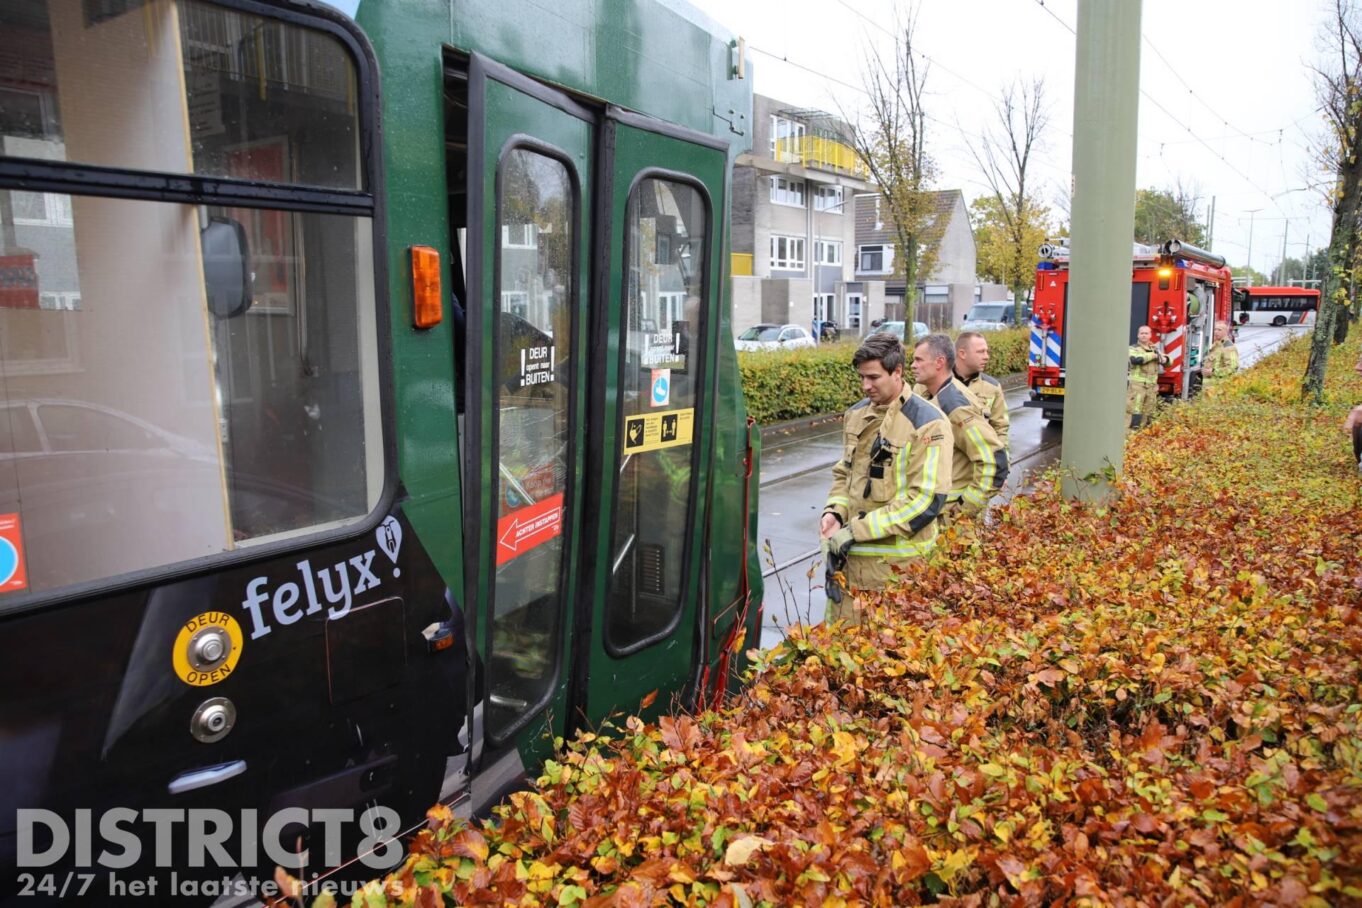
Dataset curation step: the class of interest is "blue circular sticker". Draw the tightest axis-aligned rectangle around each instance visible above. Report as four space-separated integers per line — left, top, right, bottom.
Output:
0 537 17 586
652 375 669 404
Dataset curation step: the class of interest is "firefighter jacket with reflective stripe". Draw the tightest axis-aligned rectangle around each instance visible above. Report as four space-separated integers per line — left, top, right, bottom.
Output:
1201 339 1239 382
958 370 1010 448
916 377 1010 515
1128 343 1162 384
823 390 951 559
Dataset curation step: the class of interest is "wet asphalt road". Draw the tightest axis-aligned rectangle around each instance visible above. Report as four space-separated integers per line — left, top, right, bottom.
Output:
753 325 1310 649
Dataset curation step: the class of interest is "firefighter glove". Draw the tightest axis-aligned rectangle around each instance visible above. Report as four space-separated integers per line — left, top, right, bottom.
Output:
826 526 855 561
824 561 843 605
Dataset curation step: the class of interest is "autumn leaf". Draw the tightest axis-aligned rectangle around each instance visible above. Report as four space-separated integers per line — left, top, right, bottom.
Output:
723 836 773 866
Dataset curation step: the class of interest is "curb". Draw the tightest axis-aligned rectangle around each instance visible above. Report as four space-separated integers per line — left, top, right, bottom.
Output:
758 412 844 442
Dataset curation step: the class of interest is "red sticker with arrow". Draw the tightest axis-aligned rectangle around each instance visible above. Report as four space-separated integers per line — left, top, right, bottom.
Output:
496 493 564 565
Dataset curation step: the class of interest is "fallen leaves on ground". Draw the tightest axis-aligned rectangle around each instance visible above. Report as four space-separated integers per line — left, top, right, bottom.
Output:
333 338 1362 907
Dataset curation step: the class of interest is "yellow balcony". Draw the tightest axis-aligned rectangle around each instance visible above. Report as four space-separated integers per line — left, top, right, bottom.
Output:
773 136 865 176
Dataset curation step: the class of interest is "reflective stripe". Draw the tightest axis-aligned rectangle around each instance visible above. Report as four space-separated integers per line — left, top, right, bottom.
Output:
965 424 996 497
868 440 940 537
1045 332 1062 367
849 533 936 557
826 495 849 507
1129 376 1158 385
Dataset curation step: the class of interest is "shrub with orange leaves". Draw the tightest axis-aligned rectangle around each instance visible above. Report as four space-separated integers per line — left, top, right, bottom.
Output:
323 338 1362 907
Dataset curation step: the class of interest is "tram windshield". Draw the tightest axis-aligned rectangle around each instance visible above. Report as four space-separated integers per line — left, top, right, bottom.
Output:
0 2 382 598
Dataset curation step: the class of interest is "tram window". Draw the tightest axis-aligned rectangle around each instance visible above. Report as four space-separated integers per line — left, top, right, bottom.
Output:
487 148 574 741
607 178 708 653
0 2 360 192
0 191 381 596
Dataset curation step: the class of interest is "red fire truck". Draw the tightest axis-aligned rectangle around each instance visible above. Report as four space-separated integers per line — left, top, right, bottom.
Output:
1025 239 1235 421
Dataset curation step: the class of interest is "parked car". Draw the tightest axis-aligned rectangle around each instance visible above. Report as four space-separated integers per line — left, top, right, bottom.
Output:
962 302 1027 331
875 320 930 344
734 323 817 352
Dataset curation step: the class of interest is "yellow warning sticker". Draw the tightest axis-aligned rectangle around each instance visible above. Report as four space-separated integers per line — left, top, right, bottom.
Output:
172 611 244 687
623 407 694 454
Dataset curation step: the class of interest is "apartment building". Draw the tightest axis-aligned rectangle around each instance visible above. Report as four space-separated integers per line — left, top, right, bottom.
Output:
729 95 879 337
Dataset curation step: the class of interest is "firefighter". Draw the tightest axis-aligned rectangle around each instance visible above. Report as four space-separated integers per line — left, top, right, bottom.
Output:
954 330 1010 450
1199 319 1239 396
1346 348 1362 472
1127 325 1168 429
819 333 952 619
912 334 1009 525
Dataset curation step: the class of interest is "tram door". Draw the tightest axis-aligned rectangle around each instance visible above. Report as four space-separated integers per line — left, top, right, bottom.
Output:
464 55 594 763
581 116 728 721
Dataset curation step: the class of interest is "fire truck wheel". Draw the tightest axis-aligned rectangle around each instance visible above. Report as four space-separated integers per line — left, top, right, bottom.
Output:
1271 315 1287 327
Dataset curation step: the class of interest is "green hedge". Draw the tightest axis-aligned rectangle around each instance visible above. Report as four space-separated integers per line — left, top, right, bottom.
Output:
738 327 1032 425
976 326 1030 375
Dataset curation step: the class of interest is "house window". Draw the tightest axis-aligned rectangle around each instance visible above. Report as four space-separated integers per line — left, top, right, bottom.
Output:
501 223 539 249
770 115 805 159
814 239 842 266
654 291 685 329
769 176 805 208
501 290 529 319
10 190 73 227
770 235 805 270
813 293 836 322
858 244 893 274
813 185 843 212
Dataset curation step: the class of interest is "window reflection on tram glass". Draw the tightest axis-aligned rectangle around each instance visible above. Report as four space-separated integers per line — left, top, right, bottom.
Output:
0 2 380 597
488 148 574 739
608 179 707 652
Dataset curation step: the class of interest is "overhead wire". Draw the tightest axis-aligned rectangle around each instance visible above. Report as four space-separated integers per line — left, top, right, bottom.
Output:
746 44 1073 187
752 0 1322 234
1029 0 1308 225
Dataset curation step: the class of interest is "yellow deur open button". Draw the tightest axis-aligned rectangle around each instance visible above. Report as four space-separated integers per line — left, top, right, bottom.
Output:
172 611 244 687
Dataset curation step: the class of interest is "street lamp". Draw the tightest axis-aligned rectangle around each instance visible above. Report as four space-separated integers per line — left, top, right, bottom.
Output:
1244 208 1262 280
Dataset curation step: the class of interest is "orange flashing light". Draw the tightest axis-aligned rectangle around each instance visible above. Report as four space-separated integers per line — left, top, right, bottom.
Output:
1157 266 1173 279
410 245 442 329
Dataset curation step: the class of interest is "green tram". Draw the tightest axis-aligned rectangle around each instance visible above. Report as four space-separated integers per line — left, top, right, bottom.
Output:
0 0 760 897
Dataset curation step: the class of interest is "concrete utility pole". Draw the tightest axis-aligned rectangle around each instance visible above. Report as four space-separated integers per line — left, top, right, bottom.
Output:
1060 0 1143 503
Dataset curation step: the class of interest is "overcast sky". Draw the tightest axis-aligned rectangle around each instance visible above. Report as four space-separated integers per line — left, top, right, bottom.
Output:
684 0 1335 279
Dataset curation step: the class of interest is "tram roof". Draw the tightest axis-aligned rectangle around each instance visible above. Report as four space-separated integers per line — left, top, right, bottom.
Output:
335 0 752 147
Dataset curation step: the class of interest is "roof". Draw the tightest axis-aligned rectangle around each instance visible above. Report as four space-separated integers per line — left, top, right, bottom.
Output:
855 189 965 246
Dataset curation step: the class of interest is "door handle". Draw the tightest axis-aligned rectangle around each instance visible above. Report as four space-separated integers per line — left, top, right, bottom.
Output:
168 760 247 795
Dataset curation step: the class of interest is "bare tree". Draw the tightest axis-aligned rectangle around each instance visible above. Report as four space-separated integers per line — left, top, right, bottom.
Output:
844 4 937 326
1304 0 1362 403
968 78 1051 324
